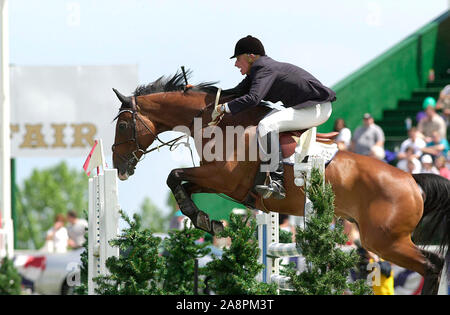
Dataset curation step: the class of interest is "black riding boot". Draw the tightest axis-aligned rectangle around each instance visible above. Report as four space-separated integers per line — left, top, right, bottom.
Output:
255 132 286 200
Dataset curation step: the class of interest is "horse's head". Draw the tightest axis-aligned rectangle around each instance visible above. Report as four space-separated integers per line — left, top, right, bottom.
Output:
111 70 240 180
111 88 156 180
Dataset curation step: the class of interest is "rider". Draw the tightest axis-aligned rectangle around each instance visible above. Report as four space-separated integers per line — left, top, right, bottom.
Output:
211 35 336 199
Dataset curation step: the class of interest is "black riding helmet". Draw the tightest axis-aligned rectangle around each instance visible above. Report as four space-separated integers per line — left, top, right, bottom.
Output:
230 35 266 59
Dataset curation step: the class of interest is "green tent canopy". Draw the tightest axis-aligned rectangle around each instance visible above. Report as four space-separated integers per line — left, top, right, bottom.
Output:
192 193 247 221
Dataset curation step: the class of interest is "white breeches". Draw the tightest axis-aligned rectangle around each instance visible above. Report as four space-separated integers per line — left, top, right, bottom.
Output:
258 102 332 138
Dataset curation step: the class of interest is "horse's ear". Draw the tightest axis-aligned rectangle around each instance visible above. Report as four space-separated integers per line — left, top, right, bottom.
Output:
112 88 132 107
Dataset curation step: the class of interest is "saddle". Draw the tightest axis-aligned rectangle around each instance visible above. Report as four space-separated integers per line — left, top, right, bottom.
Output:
242 129 339 210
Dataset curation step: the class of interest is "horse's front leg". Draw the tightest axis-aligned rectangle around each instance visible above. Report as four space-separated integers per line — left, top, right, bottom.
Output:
167 166 230 235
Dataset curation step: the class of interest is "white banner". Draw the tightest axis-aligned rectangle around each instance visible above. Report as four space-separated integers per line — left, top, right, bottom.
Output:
10 65 138 157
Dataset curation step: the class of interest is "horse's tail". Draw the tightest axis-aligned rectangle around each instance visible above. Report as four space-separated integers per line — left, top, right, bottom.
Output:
412 173 450 253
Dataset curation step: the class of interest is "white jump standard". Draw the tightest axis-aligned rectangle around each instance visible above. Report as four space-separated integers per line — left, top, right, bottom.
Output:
257 155 325 291
87 168 120 295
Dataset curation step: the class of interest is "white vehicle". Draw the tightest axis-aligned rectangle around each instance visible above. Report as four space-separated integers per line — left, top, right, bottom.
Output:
14 248 83 295
12 232 224 295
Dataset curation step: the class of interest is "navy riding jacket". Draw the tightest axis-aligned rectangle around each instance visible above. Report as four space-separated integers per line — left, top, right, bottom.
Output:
225 56 336 115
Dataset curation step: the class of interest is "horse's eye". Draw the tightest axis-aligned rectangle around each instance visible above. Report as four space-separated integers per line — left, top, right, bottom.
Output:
118 122 128 130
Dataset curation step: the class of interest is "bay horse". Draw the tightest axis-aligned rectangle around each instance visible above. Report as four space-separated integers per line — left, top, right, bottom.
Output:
111 71 449 295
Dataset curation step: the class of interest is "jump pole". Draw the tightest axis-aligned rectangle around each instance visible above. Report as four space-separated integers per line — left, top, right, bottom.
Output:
87 167 120 294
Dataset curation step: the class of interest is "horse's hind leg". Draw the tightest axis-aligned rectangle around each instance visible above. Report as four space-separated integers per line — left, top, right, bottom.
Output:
371 236 443 295
420 249 445 295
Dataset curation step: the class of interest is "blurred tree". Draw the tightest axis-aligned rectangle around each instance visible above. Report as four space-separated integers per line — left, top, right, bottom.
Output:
138 197 166 233
166 190 178 218
16 162 88 249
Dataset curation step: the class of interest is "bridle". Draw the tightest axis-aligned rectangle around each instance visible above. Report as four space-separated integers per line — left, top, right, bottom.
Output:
112 96 187 169
111 91 219 171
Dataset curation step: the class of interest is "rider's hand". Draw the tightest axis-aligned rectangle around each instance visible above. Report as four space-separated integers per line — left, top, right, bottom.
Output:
208 104 225 126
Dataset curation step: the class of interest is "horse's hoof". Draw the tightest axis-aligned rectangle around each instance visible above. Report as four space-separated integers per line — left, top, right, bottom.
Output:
195 211 211 232
211 220 224 235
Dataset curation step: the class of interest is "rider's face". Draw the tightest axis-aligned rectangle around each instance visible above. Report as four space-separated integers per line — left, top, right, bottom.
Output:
235 54 251 75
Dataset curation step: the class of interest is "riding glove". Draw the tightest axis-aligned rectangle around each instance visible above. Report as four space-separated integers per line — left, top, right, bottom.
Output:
208 104 225 126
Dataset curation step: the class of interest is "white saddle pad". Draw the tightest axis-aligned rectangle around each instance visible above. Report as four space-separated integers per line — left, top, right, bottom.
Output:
282 127 338 165
283 141 338 165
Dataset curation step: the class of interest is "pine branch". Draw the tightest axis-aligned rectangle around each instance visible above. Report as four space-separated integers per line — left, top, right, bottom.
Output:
284 168 372 295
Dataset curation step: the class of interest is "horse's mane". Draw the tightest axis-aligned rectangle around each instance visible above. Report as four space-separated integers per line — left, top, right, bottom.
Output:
133 69 237 97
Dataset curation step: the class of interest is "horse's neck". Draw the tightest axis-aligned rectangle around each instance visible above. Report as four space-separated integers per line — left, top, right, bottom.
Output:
138 91 271 133
138 92 208 132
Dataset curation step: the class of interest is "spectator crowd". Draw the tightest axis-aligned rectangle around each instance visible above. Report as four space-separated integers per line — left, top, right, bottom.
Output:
333 85 450 179
317 85 450 294
43 210 88 254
